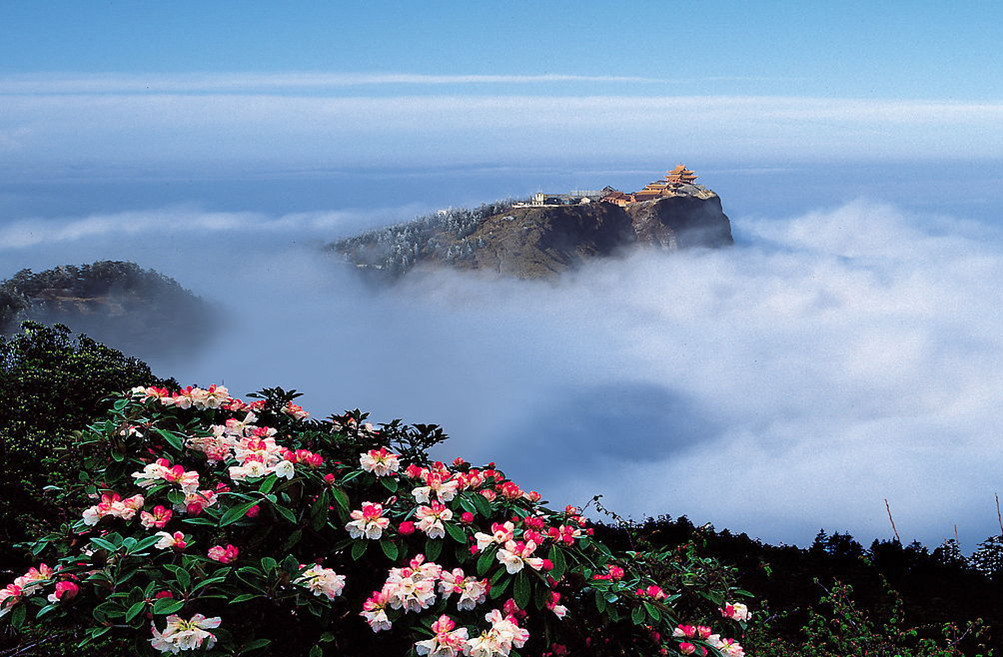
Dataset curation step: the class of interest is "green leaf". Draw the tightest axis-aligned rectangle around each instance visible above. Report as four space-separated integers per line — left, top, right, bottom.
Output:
330 487 350 512
10 604 26 627
241 638 272 653
444 523 466 544
273 504 297 524
309 645 322 657
126 601 146 622
152 598 184 615
381 476 399 492
476 546 496 576
220 500 260 527
351 540 367 561
631 605 645 625
229 594 260 604
90 536 118 552
425 538 443 561
471 493 492 518
181 517 217 526
548 545 567 581
643 601 661 621
381 539 399 561
260 557 278 573
155 427 184 451
258 475 278 494
513 571 530 609
489 576 511 599
167 489 186 505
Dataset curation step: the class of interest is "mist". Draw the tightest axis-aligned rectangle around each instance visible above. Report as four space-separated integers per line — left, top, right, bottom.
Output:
4 198 1003 550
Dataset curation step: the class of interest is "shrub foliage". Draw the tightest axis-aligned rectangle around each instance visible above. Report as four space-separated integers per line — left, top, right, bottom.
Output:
0 385 751 656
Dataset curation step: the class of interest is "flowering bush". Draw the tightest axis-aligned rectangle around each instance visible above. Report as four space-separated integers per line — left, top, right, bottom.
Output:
1 385 752 656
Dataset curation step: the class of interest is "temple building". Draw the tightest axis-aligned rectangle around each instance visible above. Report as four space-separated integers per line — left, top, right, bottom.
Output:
601 165 702 207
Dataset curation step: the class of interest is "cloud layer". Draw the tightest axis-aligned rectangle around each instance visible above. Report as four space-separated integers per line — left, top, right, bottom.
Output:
2 90 1002 170
4 199 1002 550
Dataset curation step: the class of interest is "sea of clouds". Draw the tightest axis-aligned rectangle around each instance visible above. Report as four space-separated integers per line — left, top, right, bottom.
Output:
4 199 1002 550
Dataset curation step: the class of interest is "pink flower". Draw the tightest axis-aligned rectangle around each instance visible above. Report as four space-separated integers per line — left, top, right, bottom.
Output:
244 505 261 518
140 505 173 530
207 544 239 564
398 521 416 535
346 502 391 540
679 643 697 655
47 580 79 604
359 448 400 477
154 531 187 550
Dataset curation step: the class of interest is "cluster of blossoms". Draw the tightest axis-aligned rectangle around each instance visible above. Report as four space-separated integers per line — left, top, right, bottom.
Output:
133 385 234 411
346 502 392 540
673 624 745 657
296 565 347 600
150 614 221 653
81 491 145 525
720 602 751 623
412 609 530 657
0 564 79 617
207 544 240 564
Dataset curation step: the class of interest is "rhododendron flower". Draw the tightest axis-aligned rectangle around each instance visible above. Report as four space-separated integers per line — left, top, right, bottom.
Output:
182 489 218 515
678 643 697 655
712 638 745 657
412 471 460 504
154 531 187 550
439 568 489 611
359 447 400 477
46 580 79 604
346 502 391 540
82 492 144 525
207 544 239 564
150 613 221 653
416 501 453 539
282 401 310 420
416 615 470 657
496 540 544 574
636 584 667 600
0 584 23 617
132 460 199 493
361 590 392 632
720 602 751 622
474 522 515 552
398 520 416 535
382 555 442 613
140 505 173 529
465 609 530 656
14 564 54 594
296 566 346 600
546 591 568 619
673 625 697 638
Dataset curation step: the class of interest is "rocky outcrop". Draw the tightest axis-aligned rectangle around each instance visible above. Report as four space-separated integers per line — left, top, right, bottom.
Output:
332 189 732 280
0 261 215 357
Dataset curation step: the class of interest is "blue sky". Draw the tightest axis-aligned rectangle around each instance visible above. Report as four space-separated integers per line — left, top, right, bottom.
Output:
1 2 1002 178
2 1 1002 99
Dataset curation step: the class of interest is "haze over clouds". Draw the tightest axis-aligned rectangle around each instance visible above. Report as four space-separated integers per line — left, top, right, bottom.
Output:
2 88 1003 170
4 199 1002 549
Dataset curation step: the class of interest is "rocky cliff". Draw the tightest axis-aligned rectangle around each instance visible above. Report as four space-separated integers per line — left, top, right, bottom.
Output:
331 190 732 280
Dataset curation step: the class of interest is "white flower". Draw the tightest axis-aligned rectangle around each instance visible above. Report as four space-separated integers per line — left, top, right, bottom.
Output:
150 614 221 653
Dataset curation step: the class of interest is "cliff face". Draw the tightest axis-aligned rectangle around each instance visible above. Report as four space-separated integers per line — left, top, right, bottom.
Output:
332 191 733 280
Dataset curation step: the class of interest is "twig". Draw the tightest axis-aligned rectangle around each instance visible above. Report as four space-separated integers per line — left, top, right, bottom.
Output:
884 498 901 542
996 493 1003 535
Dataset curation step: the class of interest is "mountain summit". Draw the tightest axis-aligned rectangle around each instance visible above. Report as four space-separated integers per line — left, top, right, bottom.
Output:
331 167 733 280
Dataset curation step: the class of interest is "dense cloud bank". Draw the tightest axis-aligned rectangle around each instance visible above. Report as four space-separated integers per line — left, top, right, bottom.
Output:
2 200 1001 549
